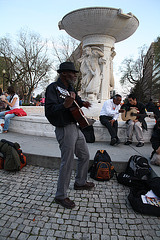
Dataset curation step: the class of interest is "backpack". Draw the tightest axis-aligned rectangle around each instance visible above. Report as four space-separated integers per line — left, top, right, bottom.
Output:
125 155 151 180
89 150 115 181
0 139 26 171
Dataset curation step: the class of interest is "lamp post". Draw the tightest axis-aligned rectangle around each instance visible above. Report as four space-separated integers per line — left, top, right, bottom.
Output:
2 69 6 92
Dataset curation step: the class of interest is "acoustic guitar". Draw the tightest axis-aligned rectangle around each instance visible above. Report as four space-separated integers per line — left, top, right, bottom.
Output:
57 86 95 129
120 108 155 121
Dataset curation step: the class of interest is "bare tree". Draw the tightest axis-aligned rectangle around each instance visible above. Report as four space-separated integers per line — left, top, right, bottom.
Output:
152 37 160 101
51 36 82 91
0 37 16 88
52 35 79 65
0 29 52 103
119 46 148 101
15 29 52 102
120 46 147 85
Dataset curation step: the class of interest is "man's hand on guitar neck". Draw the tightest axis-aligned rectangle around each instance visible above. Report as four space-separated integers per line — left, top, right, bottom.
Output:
63 91 75 108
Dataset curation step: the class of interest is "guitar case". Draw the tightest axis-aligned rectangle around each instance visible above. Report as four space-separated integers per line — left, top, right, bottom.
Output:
80 125 95 143
128 177 160 216
128 187 160 216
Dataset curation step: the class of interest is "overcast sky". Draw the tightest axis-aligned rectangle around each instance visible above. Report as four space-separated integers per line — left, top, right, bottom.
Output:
0 0 160 94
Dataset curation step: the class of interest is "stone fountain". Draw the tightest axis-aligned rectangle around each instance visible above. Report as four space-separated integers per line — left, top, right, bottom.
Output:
58 7 139 118
59 7 139 100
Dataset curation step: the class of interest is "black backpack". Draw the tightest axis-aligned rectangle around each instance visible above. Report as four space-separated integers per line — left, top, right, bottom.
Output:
125 155 151 180
89 150 115 181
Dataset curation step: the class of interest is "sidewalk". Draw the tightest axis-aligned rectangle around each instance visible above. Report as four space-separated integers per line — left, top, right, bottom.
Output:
1 165 160 240
0 132 160 239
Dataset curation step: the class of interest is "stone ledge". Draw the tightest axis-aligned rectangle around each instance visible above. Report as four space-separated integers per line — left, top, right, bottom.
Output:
9 115 155 142
25 152 128 173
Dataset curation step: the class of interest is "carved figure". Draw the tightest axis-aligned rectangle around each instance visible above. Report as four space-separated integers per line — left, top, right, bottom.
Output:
110 47 116 88
78 46 106 100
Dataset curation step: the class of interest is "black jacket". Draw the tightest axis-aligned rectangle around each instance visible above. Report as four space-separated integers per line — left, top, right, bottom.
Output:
150 123 160 151
122 101 147 130
45 78 84 127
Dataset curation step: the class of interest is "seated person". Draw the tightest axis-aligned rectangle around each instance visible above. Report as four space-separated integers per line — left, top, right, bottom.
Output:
4 92 11 110
0 88 7 112
150 118 160 165
99 94 122 146
0 86 19 133
121 93 147 147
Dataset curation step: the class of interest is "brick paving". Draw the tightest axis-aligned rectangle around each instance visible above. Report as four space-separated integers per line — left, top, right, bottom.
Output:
0 165 160 240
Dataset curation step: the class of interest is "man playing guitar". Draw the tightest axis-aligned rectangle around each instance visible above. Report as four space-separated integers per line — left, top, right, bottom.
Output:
121 93 147 147
45 62 94 209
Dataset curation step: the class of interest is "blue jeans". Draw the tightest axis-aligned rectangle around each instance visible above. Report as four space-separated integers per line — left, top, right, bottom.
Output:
0 111 15 131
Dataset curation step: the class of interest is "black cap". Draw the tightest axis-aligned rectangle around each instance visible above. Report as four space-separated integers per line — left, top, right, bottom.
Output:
57 62 79 73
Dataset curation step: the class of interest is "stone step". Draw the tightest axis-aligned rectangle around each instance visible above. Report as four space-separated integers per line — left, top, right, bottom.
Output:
9 115 155 142
1 132 159 177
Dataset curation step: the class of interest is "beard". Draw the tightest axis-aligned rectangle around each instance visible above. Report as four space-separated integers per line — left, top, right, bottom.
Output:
67 79 74 86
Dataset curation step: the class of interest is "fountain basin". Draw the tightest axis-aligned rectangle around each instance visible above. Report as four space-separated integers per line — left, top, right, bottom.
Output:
59 7 139 42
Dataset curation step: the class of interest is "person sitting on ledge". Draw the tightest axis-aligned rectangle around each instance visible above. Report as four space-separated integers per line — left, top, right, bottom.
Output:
121 93 147 147
0 88 7 112
0 86 20 133
99 94 122 146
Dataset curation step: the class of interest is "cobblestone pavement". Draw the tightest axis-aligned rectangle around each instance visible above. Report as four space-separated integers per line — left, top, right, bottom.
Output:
0 165 160 240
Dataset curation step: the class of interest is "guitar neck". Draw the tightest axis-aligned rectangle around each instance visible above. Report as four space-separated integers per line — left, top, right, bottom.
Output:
57 86 90 127
132 113 155 118
132 113 146 116
73 99 81 109
59 93 81 109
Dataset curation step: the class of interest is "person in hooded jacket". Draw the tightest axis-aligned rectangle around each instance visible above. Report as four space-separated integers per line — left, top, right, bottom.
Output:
150 118 160 165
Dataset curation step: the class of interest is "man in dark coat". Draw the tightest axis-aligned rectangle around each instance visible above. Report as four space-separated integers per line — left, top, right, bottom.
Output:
45 62 94 209
145 99 160 120
150 118 160 165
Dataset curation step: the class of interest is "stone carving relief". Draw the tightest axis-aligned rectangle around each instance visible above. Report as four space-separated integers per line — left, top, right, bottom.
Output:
78 46 106 101
110 47 116 88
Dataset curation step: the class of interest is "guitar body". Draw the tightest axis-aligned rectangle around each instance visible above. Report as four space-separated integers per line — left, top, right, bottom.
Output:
121 108 155 121
121 108 138 121
57 86 91 129
70 106 90 129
